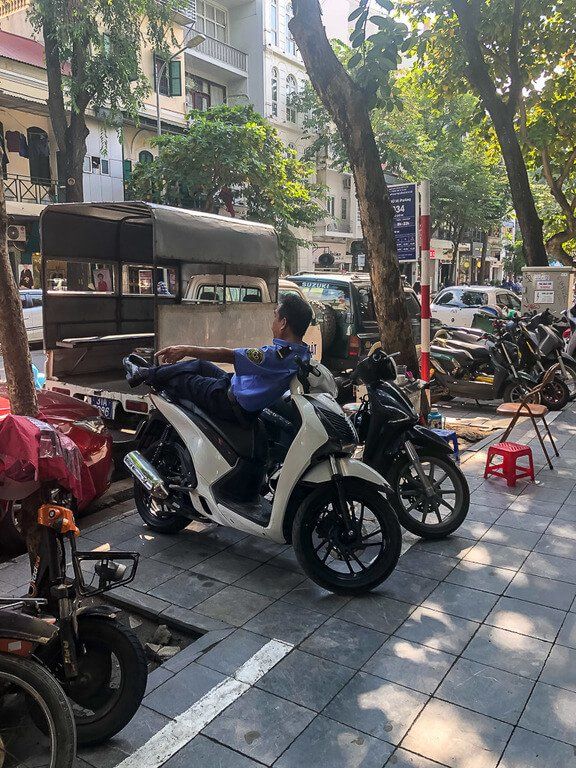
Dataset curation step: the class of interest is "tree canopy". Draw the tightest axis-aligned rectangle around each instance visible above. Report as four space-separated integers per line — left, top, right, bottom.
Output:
129 104 325 267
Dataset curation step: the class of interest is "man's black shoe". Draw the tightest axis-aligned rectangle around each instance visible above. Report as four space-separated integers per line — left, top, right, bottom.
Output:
123 357 150 388
127 353 151 368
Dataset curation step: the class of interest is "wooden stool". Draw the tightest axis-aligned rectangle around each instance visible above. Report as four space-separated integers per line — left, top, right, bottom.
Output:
484 442 535 487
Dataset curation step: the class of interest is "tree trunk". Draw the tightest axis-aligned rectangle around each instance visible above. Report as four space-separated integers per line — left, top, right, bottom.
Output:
479 231 489 283
290 0 419 375
63 113 89 202
0 178 40 567
546 230 575 266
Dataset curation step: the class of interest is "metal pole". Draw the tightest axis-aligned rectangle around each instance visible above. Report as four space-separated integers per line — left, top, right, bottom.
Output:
420 179 431 383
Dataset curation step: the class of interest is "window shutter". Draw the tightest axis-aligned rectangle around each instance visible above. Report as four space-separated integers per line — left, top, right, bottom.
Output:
123 159 132 182
169 59 182 97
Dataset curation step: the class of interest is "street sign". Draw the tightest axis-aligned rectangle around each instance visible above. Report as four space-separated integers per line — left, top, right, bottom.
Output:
389 183 419 262
430 248 436 259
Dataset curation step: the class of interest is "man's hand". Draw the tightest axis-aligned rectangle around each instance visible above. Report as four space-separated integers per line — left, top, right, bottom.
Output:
155 345 193 364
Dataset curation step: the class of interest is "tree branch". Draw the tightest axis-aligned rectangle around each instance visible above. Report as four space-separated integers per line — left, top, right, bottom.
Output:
541 146 576 224
42 11 68 150
558 146 576 189
507 0 523 115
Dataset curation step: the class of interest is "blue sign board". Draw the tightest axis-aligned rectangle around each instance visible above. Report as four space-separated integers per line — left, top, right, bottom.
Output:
390 183 418 262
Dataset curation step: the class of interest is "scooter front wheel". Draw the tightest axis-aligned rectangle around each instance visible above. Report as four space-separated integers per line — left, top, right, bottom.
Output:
292 479 401 595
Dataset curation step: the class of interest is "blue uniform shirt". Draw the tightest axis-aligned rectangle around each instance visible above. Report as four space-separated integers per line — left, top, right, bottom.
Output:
231 338 311 412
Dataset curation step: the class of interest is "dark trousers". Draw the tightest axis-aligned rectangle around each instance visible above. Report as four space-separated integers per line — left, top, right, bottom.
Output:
145 360 239 422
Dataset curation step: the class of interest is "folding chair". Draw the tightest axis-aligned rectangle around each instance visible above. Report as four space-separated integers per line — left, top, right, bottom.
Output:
496 365 561 470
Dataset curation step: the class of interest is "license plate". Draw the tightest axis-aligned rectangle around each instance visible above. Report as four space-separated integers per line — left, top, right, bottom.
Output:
89 396 116 420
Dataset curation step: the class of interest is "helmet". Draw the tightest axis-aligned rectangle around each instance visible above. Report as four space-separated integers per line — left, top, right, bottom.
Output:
353 347 397 385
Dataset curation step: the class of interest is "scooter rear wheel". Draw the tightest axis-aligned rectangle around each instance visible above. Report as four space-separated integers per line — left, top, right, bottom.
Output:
134 441 192 533
292 478 401 594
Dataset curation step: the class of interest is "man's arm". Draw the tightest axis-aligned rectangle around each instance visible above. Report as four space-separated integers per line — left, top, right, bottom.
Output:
156 345 235 364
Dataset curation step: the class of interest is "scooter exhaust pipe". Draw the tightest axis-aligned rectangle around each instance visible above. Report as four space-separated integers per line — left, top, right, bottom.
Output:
123 451 169 500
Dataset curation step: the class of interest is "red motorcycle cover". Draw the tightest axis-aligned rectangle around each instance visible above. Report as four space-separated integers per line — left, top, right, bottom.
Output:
0 414 96 505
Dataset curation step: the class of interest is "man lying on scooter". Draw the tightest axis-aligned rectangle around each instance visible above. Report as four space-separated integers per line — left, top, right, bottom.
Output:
124 294 312 426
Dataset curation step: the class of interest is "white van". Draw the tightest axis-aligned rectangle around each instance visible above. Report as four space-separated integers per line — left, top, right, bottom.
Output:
20 289 43 344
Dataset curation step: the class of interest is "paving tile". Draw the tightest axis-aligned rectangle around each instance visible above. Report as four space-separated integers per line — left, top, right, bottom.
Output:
150 537 226 567
540 645 576 693
323 671 427 745
192 551 261 583
275 714 394 768
520 682 576 744
194 585 273 626
161 604 230 633
480 524 542 550
522 551 576 584
335 595 416 634
557 612 576 648
374 569 439 605
243 600 326 644
423 582 498 623
508 499 562 516
397 549 459 580
504 572 576 611
485 596 565 642
412 538 474 560
444 561 515 595
386 748 451 767
402 698 512 768
534 533 576 560
466 504 504 524
149 570 226 609
203 687 314 765
493 510 550 534
144 661 226 718
144 666 173 696
81 520 139 547
266 548 305 574
130 558 184 592
363 637 455 695
280 581 351 616
546 519 576 541
233 564 305 599
163 735 262 768
435 657 532 724
468 492 513 509
196 628 269 676
463 541 528 570
300 617 387 669
228 537 288 563
522 487 571 503
462 625 550 680
394 606 479 654
555 504 576 522
499 727 576 768
121 532 178 557
256 648 354 710
454 519 491 541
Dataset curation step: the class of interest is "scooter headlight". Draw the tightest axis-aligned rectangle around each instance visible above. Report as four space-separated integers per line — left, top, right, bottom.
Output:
312 400 358 453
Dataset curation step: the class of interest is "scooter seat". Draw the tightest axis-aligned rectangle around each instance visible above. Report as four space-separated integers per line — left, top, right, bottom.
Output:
173 397 259 460
443 339 491 360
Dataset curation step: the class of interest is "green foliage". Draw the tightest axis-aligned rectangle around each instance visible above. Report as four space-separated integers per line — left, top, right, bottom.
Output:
129 105 325 262
29 0 177 124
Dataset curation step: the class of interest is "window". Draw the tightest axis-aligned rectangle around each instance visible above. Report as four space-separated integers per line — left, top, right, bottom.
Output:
101 158 109 175
271 67 278 117
496 292 521 310
341 198 348 220
122 265 177 296
185 74 226 111
83 155 91 173
123 159 132 183
27 127 51 184
91 156 101 173
286 3 296 55
192 284 263 303
459 290 488 307
326 196 335 216
196 1 228 42
154 54 182 96
298 280 351 314
286 75 297 122
138 150 154 165
405 292 421 319
45 260 115 293
270 0 278 45
357 286 375 322
435 291 454 306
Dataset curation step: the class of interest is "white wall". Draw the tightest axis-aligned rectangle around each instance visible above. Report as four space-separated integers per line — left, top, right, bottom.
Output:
82 118 124 202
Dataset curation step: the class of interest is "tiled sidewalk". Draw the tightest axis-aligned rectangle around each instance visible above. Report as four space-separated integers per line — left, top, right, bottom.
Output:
2 410 576 768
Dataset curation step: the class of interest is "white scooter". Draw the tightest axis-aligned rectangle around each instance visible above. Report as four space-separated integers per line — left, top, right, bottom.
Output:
123 359 401 594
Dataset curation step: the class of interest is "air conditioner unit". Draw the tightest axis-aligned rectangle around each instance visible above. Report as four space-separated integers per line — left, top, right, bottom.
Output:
7 225 26 242
342 177 352 190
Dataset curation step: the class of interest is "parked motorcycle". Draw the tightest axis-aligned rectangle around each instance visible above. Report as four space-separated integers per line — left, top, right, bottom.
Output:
0 415 148 747
349 348 469 539
430 321 538 405
0 598 76 767
124 357 402 594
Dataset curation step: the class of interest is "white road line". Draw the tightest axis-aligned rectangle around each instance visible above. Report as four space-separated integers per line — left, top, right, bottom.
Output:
115 639 293 768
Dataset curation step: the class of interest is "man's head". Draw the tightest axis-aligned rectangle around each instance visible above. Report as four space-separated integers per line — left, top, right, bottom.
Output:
272 294 313 342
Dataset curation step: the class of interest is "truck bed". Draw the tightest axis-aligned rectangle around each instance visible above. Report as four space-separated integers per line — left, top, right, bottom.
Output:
48 371 148 397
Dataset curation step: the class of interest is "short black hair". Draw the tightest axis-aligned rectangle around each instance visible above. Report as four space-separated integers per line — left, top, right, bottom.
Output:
279 293 313 338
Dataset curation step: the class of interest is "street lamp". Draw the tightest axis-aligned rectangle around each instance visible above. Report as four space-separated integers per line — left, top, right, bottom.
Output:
156 33 205 136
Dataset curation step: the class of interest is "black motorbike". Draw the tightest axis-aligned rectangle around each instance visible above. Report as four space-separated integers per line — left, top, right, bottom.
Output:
430 321 538 405
350 348 469 539
261 350 469 539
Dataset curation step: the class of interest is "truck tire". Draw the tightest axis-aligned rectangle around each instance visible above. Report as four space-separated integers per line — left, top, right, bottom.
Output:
320 305 337 349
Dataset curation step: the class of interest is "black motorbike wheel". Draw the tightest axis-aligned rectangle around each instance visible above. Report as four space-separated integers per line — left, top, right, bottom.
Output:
292 478 401 595
41 616 148 747
502 381 537 404
134 441 191 533
385 450 469 539
0 653 76 768
539 376 570 411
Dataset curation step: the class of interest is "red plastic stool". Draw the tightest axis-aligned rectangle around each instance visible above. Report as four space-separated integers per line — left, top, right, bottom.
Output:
484 442 535 487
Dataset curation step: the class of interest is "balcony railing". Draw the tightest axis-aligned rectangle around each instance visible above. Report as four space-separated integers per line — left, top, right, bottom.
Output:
193 35 248 72
4 174 57 205
0 0 28 17
325 220 351 235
